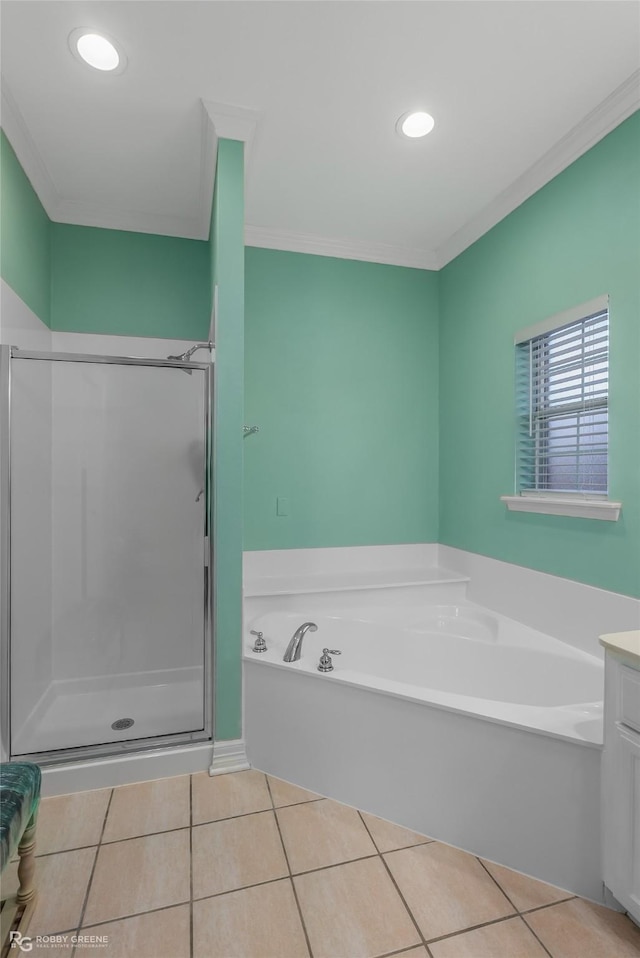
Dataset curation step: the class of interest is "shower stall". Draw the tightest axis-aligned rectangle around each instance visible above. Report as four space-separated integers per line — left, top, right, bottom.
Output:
0 346 213 764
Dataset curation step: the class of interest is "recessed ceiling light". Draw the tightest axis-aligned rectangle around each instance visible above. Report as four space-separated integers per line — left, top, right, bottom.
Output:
68 28 127 74
396 111 435 139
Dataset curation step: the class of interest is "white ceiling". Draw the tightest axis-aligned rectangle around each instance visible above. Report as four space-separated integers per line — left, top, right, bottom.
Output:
1 1 639 269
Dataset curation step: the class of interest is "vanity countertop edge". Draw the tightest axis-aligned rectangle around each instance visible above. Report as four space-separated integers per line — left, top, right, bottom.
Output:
599 630 640 669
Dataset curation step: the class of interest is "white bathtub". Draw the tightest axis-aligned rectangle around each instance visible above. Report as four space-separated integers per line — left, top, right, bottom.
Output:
244 599 605 900
245 604 603 745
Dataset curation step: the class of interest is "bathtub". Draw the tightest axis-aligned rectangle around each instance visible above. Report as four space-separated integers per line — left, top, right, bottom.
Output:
245 604 603 745
244 600 604 900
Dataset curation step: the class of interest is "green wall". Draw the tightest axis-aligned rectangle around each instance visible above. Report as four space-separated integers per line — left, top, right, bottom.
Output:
439 112 640 597
244 248 440 550
0 130 51 324
50 223 209 338
211 139 245 741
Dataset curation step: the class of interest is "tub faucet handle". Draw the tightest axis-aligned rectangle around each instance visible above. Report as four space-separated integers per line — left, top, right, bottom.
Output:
318 648 341 672
250 630 267 653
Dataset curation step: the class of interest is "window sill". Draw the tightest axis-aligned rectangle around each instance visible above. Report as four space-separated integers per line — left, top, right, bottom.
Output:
500 495 621 521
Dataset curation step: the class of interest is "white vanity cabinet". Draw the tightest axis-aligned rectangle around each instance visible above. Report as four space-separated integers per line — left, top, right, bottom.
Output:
600 631 640 924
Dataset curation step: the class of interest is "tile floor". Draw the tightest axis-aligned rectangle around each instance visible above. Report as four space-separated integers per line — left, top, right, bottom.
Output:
3 768 640 958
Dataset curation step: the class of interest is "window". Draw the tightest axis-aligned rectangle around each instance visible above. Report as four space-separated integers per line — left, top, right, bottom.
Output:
516 299 609 495
501 295 620 520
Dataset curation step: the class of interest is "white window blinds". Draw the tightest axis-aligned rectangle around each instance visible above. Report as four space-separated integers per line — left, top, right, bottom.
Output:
515 301 609 496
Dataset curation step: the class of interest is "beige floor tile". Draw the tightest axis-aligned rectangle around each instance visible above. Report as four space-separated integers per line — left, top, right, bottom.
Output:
192 810 288 899
389 950 429 958
430 917 549 958
525 897 640 958
2 847 96 936
102 775 190 842
277 799 377 873
74 904 190 958
384 842 515 940
192 768 271 825
360 811 432 853
35 788 111 855
295 857 420 957
481 858 571 912
193 878 309 958
267 775 322 807
83 829 190 926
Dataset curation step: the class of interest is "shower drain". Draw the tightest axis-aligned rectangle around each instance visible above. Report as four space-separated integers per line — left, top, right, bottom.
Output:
111 718 135 730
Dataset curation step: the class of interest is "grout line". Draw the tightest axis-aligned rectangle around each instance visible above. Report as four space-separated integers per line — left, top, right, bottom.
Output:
192 805 274 828
266 776 315 958
272 797 325 810
378 948 431 958
189 774 194 958
77 788 114 930
101 823 191 845
477 857 520 913
520 895 577 916
357 809 383 855
70 900 191 934
379 945 433 958
424 913 523 945
290 853 380 879
423 912 555 948
475 857 556 958
265 773 276 812
358 812 430 956
34 843 101 859
521 913 558 958
192 874 292 904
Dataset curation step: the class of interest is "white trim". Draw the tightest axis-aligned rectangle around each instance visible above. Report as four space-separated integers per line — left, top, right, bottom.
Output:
437 71 640 268
2 77 203 239
201 100 260 149
514 294 609 344
208 738 250 776
50 199 201 239
197 102 218 242
244 226 438 270
501 495 621 521
0 77 61 217
41 742 214 796
2 70 637 266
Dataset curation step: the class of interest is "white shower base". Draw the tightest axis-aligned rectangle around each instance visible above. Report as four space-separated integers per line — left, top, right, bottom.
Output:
12 666 204 755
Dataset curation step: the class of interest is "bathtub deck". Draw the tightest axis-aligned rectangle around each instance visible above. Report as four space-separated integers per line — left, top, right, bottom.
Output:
244 565 469 596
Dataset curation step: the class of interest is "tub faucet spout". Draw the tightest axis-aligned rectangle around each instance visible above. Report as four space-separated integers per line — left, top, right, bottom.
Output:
283 622 318 662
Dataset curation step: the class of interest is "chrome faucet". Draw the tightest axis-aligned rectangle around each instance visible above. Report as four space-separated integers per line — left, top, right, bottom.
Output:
283 622 318 662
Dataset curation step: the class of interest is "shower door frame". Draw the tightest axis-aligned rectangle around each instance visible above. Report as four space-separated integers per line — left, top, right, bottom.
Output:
0 345 215 765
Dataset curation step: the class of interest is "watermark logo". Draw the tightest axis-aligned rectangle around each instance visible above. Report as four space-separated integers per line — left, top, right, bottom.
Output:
10 933 109 951
9 933 32 952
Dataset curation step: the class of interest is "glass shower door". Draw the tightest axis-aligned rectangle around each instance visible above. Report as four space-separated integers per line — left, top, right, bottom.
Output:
9 353 211 757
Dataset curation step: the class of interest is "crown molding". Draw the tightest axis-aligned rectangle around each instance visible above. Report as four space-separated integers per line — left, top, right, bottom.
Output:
1 75 207 240
201 99 260 148
436 70 640 268
196 101 218 241
1 76 60 219
2 71 636 264
244 225 439 270
199 100 261 240
51 200 202 240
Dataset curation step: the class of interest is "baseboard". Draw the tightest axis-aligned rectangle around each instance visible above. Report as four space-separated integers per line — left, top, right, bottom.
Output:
41 741 214 796
208 738 250 776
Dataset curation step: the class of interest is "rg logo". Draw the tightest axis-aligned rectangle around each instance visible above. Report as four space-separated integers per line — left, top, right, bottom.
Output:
9 932 33 952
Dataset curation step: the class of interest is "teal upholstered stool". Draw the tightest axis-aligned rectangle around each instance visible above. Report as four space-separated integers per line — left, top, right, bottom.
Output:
0 762 41 947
